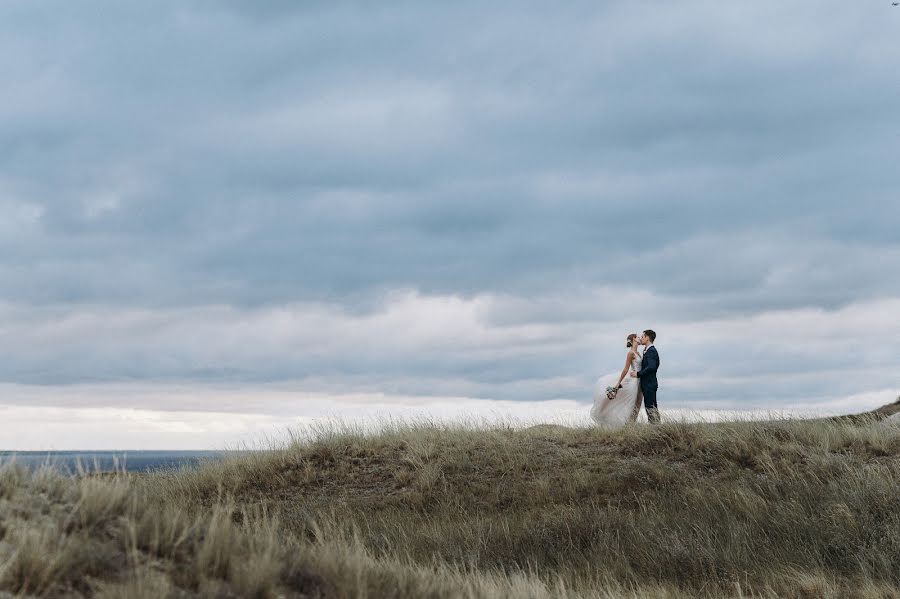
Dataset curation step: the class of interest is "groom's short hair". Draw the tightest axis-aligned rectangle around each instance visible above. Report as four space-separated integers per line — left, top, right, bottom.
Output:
643 329 656 342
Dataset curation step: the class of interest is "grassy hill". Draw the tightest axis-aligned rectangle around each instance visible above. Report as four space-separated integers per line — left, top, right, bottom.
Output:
1 399 899 598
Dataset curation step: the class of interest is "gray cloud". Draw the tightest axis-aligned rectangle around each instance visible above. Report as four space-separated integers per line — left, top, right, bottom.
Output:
0 0 898 413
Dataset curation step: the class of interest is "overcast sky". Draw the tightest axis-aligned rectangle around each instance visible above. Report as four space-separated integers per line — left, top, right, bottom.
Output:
1 1 898 448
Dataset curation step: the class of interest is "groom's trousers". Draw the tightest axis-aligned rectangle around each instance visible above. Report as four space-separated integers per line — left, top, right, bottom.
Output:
642 384 660 424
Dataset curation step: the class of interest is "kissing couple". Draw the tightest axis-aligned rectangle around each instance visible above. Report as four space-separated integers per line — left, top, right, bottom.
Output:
590 329 660 427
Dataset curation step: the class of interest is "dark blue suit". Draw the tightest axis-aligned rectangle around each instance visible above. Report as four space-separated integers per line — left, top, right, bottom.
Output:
636 346 660 423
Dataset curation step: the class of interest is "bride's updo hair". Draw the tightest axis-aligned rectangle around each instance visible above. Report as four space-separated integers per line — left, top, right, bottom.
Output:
626 333 637 348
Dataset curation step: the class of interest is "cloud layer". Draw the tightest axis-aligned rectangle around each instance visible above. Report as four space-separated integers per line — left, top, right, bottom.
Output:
1 0 898 440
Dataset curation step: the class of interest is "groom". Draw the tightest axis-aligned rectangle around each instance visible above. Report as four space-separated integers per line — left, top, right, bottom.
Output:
631 329 660 424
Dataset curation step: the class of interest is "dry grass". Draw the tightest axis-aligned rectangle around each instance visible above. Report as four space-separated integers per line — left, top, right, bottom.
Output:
1 400 899 597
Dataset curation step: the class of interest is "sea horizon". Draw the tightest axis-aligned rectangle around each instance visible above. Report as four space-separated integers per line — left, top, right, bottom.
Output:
0 449 240 473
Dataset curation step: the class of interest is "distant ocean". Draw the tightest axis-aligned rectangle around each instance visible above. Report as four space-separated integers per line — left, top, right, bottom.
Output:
0 450 238 473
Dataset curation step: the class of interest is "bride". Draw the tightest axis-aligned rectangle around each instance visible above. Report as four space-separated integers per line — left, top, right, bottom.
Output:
591 333 645 427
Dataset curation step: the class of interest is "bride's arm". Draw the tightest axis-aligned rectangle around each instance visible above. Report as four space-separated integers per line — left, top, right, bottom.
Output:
614 352 632 388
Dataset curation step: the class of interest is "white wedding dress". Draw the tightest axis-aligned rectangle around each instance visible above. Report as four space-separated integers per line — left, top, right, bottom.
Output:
591 347 645 428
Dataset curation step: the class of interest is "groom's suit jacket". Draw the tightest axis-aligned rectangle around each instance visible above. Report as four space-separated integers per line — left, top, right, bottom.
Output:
636 346 659 391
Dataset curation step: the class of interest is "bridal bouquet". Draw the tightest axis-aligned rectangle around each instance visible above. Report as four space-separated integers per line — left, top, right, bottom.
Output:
605 385 619 400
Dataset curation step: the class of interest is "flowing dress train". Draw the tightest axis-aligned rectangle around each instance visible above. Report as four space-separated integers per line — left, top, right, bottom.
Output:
590 348 645 428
